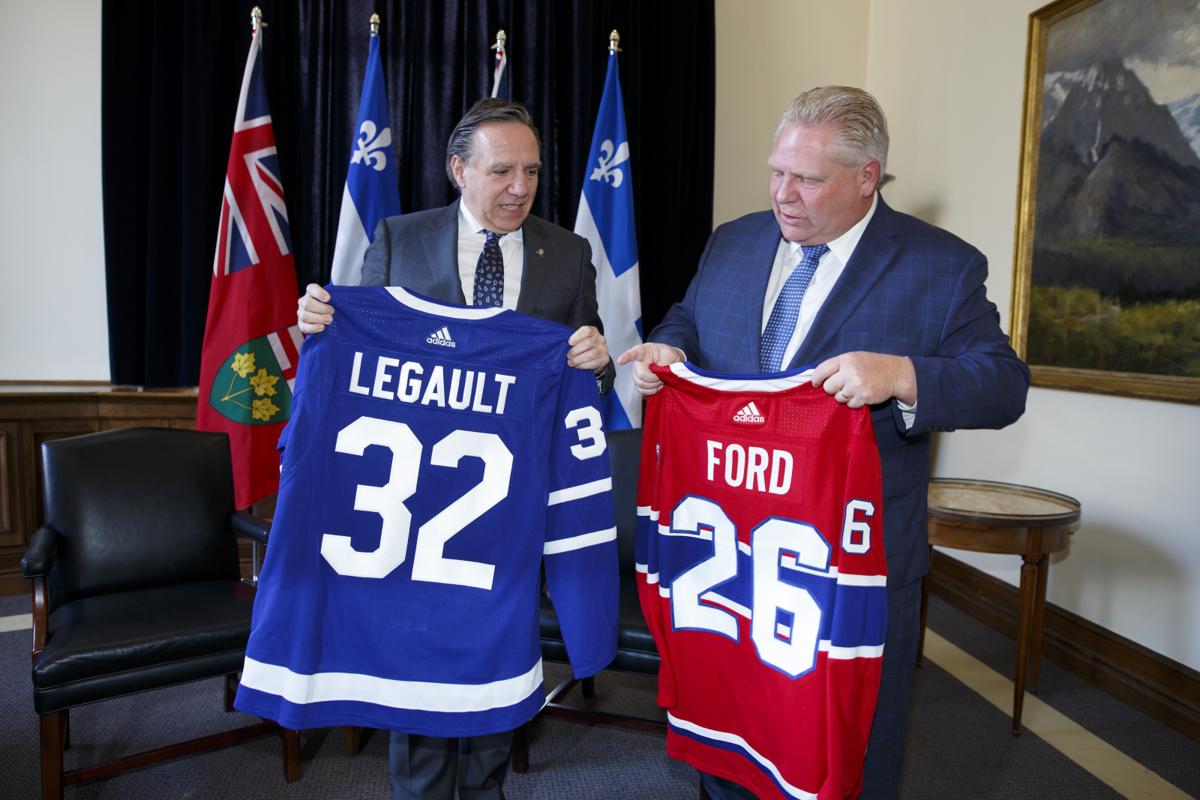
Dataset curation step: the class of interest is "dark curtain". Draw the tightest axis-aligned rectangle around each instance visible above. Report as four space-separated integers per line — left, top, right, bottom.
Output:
102 0 715 387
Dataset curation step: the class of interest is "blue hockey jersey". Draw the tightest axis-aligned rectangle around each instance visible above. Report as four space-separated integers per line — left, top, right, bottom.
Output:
234 285 618 735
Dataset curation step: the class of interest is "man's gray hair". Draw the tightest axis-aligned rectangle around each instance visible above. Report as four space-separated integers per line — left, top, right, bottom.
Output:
445 99 542 190
777 86 889 175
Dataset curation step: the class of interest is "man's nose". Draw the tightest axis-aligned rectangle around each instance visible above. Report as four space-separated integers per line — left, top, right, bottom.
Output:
774 176 798 204
508 173 531 197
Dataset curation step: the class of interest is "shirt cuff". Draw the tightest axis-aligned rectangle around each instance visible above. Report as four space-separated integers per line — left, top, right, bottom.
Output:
896 399 917 430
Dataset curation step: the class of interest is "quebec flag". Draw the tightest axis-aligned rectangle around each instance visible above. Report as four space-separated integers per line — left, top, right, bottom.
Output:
330 27 402 285
575 52 641 429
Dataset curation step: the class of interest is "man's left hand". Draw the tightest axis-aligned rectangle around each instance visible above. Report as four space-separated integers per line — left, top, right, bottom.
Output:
811 352 917 408
567 325 610 373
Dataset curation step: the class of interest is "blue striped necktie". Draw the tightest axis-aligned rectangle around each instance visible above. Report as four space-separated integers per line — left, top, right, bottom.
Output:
473 231 505 307
758 243 829 372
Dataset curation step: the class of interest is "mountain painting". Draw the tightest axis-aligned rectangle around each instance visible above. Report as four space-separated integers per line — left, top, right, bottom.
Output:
1022 0 1200 394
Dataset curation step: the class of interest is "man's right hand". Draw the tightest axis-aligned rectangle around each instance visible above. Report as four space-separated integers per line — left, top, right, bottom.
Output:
617 342 685 396
297 283 334 334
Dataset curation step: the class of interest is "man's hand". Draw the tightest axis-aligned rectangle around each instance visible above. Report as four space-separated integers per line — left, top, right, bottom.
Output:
568 325 609 373
617 342 685 396
297 283 334 335
811 352 917 408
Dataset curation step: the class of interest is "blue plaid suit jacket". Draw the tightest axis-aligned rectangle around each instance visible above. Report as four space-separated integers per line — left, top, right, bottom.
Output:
651 196 1030 588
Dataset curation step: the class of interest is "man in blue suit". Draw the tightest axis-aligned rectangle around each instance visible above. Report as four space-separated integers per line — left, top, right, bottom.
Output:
620 86 1030 799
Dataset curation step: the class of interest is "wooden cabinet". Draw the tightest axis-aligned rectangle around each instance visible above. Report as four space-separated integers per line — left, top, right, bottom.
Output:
0 385 198 595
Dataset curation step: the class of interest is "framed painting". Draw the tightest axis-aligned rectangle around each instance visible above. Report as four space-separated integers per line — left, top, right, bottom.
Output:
1010 0 1200 403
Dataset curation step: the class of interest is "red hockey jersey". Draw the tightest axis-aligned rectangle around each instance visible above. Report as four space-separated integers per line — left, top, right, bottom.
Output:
636 362 887 799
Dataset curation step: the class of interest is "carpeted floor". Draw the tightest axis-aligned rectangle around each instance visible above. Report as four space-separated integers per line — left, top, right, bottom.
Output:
0 591 1196 799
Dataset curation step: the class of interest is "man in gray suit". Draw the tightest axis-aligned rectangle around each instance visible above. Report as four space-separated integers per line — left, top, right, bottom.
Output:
297 99 613 800
299 99 614 391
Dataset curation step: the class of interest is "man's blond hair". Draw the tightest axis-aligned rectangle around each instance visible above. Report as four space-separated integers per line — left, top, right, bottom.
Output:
777 86 889 174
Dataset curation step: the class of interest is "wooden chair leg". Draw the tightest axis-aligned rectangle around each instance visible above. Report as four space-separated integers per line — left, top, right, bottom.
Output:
280 727 302 782
224 673 238 712
511 723 529 774
39 712 65 800
62 709 70 751
340 729 362 753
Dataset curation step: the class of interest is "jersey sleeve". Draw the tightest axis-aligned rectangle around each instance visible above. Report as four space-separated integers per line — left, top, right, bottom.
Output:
824 409 888 794
542 364 619 679
635 388 676 706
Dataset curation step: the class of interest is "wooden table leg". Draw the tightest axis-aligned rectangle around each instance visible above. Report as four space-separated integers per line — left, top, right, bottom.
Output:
1013 553 1040 734
1030 550 1051 693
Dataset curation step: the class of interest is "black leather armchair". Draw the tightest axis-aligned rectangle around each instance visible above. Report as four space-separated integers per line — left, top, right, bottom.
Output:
513 427 663 772
21 427 300 800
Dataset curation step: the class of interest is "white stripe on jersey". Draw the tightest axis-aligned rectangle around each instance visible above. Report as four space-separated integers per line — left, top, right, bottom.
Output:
543 527 617 555
667 712 818 800
836 573 888 587
240 656 542 714
823 641 886 659
636 505 658 520
668 362 816 393
386 286 507 319
547 477 612 506
635 562 660 585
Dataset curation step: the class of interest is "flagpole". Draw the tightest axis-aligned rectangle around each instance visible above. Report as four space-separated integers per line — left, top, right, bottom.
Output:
490 29 509 100
370 12 380 35
250 6 264 34
608 29 621 54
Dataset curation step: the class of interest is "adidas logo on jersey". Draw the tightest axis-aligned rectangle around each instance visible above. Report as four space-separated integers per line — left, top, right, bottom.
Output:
732 402 765 424
425 327 456 348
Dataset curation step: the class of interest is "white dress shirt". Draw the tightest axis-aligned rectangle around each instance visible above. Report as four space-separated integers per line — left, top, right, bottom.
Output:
760 193 878 367
758 194 915 426
457 202 524 309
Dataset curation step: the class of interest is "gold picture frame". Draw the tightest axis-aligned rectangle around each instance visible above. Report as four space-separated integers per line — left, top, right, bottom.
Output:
1010 0 1200 404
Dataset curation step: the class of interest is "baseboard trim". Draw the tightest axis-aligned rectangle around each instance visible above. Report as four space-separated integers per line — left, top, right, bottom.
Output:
929 550 1200 742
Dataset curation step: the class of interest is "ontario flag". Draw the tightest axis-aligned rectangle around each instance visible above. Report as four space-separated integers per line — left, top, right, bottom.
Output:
196 19 301 509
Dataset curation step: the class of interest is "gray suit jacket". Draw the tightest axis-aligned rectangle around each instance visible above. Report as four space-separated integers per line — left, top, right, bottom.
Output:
361 199 614 393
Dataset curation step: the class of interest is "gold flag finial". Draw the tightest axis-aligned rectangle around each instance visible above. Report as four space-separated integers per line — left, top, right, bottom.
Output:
609 29 621 54
491 29 507 51
250 6 265 34
370 12 381 35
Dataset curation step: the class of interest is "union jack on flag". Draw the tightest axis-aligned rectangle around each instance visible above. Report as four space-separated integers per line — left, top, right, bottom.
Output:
213 32 292 276
197 17 300 509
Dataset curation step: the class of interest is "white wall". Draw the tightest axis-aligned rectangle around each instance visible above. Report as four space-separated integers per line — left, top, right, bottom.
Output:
0 0 108 380
713 0 869 225
866 0 1200 671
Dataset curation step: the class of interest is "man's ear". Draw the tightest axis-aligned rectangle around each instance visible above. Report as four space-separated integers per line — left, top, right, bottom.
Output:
450 155 467 189
859 158 881 197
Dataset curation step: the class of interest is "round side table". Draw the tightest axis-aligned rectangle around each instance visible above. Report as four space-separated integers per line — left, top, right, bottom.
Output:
919 478 1081 734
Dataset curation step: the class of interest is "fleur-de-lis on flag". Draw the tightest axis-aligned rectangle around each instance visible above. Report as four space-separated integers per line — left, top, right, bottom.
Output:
351 120 392 172
589 139 630 188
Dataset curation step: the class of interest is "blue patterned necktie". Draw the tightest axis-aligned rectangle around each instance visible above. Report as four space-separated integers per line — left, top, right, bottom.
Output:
758 243 829 372
472 230 505 307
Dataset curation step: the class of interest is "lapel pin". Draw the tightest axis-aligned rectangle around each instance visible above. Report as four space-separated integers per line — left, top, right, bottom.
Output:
537 248 545 257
